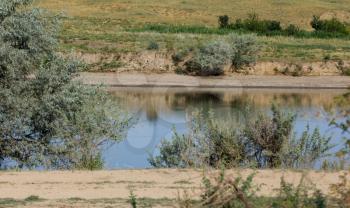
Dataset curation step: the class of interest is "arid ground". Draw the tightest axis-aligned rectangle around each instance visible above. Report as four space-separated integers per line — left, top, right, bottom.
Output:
0 169 348 207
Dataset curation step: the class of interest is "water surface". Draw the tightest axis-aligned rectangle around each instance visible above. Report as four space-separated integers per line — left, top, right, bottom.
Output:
103 87 348 169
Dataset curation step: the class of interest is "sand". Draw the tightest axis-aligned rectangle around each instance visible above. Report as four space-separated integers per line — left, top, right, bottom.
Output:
0 169 347 200
78 72 350 89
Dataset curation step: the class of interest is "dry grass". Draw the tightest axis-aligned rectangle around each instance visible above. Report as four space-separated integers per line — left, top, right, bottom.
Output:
35 0 350 28
33 0 350 62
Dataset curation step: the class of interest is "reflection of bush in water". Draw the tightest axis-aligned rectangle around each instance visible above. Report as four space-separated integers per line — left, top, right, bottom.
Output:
145 102 158 121
171 92 224 108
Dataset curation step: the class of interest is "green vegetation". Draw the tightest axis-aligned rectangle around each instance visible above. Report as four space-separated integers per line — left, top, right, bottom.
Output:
182 40 233 76
33 0 350 64
129 191 138 208
175 34 259 75
147 40 159 50
215 14 349 38
149 105 332 169
0 0 129 169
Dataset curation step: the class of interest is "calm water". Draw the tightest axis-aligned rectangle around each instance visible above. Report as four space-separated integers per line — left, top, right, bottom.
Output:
103 87 349 169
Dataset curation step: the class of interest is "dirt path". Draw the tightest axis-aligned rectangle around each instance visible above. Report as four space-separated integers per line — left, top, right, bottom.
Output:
78 72 350 89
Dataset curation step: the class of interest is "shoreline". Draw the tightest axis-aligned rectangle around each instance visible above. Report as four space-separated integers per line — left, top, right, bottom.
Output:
79 72 350 89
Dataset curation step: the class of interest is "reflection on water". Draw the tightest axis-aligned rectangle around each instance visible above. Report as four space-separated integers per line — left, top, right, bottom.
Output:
103 87 348 169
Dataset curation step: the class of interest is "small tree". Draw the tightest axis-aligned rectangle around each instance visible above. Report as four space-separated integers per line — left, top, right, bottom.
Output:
0 0 129 169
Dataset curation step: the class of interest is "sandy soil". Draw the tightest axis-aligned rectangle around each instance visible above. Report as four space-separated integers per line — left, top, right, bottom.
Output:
78 72 350 89
0 169 348 199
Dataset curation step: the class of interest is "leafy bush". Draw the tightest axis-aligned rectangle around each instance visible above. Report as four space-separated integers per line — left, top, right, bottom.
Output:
178 169 257 208
147 41 159 50
219 15 230 28
336 60 350 76
149 111 245 168
129 191 137 208
179 34 259 75
273 176 327 208
148 131 194 168
228 34 259 69
149 106 332 169
244 105 332 168
311 15 349 35
229 13 282 33
75 153 104 170
184 40 233 76
285 24 300 36
283 126 332 169
243 105 296 168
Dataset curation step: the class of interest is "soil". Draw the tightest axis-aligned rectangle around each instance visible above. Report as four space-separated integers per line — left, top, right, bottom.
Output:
78 72 350 89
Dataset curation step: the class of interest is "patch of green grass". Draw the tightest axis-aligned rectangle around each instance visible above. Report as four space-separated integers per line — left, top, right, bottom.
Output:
24 195 43 202
174 180 193 185
0 198 24 207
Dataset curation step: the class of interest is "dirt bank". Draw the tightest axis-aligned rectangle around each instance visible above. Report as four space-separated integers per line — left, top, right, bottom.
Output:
79 72 350 89
74 51 350 76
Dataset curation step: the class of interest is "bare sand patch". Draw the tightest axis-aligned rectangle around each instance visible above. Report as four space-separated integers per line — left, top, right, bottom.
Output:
78 72 350 89
0 169 348 200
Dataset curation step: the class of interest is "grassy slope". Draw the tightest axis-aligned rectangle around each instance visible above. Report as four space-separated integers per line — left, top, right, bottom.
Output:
35 0 350 62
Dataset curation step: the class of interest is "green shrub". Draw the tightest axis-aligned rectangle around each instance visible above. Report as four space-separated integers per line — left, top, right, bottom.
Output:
177 168 257 208
336 60 350 76
172 49 190 65
75 153 104 170
149 106 332 169
311 15 348 35
244 105 332 168
147 41 159 50
129 191 137 208
273 177 327 208
148 131 194 168
148 110 246 168
24 195 41 202
184 40 233 76
219 15 230 28
228 34 259 69
285 24 300 36
230 13 282 33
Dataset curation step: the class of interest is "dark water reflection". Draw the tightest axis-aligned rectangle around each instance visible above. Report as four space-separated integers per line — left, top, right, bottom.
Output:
103 87 349 169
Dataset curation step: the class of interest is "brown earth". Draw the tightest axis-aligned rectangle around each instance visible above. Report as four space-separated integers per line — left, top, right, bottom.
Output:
78 72 350 89
73 51 350 76
0 169 348 207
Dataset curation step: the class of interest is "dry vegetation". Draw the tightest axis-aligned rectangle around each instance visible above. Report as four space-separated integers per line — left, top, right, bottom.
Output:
34 0 350 65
